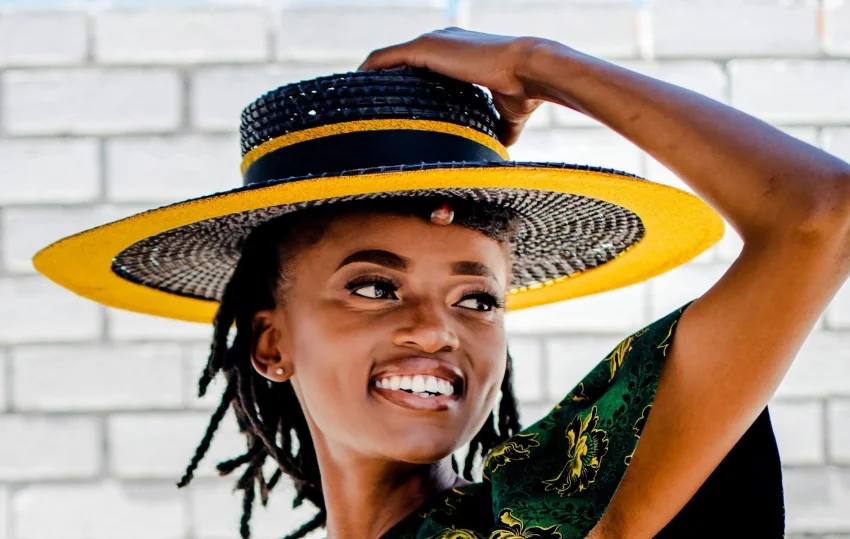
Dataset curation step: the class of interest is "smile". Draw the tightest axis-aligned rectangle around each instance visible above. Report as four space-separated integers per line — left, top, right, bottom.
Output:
374 375 456 397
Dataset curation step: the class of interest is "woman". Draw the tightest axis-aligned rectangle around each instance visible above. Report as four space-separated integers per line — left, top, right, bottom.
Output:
34 28 849 538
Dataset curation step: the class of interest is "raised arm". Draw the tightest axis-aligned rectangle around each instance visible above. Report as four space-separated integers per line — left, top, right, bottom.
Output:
360 28 850 537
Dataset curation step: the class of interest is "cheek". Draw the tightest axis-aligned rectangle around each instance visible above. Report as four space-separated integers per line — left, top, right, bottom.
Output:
287 310 378 433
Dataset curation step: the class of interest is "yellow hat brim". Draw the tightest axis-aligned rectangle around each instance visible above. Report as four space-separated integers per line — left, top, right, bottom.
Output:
33 165 723 324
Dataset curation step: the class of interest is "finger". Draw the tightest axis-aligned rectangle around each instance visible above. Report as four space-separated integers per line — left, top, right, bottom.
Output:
358 40 425 72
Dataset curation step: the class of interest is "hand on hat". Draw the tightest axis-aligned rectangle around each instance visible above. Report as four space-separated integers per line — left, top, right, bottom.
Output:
358 27 547 147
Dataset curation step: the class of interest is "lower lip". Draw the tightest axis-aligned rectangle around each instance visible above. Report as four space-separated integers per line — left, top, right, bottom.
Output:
370 386 461 412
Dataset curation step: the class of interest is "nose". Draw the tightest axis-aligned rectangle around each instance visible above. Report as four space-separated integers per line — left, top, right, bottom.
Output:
391 299 460 353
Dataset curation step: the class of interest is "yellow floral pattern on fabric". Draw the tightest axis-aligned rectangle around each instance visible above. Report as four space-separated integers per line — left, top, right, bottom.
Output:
604 327 648 381
490 510 562 539
543 406 609 497
483 433 541 480
434 529 486 539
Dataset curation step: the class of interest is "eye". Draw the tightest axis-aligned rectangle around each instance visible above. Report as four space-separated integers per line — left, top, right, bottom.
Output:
346 276 400 300
455 292 504 312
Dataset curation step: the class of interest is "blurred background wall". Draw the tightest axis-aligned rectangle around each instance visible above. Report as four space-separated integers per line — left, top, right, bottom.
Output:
0 0 848 537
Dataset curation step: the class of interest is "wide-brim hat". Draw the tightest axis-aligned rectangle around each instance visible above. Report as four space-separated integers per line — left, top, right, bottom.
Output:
33 67 723 324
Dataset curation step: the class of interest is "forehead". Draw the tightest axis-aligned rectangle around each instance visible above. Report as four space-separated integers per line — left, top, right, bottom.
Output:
296 212 511 281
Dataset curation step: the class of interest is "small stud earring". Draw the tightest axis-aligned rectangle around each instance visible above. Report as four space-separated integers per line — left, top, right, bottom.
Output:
275 367 285 376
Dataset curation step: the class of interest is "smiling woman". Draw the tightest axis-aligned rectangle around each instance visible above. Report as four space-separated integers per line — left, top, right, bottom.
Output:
32 26 850 539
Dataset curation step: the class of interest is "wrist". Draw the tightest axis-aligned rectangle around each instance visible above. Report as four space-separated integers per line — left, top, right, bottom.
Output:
513 37 590 108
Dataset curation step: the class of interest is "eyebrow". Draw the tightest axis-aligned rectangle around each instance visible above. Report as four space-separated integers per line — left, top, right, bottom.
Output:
336 250 499 280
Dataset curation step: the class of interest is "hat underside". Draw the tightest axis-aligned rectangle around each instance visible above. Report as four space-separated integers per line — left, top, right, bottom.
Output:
33 161 724 323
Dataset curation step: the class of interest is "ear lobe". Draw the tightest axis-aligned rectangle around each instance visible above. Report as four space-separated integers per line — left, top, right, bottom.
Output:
251 308 292 382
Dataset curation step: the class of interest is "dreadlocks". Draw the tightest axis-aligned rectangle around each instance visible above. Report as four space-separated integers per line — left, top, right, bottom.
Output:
177 197 523 538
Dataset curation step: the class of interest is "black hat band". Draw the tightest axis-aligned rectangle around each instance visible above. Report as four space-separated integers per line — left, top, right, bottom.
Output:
240 119 510 186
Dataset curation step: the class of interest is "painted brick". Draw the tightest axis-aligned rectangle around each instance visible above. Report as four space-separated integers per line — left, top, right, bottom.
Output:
0 276 102 344
505 336 544 402
185 344 227 410
1 205 147 274
105 135 240 203
776 331 850 398
0 416 100 480
823 127 850 162
828 399 850 464
12 481 185 539
518 401 558 428
651 4 819 58
509 128 643 175
729 61 850 125
1 69 182 135
505 282 647 335
12 344 184 411
277 6 445 61
824 3 850 57
94 9 269 64
715 222 744 263
189 479 323 539
107 412 245 479
545 334 626 401
0 12 87 67
0 351 6 413
107 309 214 341
469 3 638 59
0 138 100 205
769 399 824 465
191 65 353 131
784 467 850 533
826 278 850 330
647 263 726 319
0 486 7 539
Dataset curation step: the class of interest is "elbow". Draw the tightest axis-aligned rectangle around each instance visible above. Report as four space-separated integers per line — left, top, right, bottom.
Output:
790 168 850 240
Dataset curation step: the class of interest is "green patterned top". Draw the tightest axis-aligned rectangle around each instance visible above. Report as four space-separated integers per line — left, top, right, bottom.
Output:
382 303 786 538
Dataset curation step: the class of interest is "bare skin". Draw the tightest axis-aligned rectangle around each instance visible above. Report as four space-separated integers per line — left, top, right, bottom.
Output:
357 28 850 537
252 213 511 538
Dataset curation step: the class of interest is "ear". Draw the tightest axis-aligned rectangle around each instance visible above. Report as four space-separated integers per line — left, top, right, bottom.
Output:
250 308 293 383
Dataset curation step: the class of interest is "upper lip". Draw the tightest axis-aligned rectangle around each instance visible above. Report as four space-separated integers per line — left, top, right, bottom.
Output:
370 354 465 389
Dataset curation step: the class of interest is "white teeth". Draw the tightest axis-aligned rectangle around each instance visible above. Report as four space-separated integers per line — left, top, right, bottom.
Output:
374 375 457 396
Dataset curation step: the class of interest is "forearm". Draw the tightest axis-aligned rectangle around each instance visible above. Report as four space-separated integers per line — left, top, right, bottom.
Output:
517 39 850 243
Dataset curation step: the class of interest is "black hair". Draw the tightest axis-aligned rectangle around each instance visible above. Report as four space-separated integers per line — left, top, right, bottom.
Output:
177 197 523 538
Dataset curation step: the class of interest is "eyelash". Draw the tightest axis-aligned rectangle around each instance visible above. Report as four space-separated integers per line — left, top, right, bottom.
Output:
344 276 505 311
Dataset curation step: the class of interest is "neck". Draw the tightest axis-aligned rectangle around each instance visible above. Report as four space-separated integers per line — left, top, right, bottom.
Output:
316 446 471 539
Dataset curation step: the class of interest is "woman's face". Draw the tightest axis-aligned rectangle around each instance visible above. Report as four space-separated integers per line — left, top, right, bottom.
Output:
257 212 511 464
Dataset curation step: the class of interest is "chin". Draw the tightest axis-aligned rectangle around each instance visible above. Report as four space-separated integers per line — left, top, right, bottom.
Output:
381 430 460 464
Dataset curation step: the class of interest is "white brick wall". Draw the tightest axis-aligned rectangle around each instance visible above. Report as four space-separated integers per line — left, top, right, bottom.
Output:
11 344 184 411
827 399 850 464
107 412 244 479
729 60 850 125
824 3 850 57
468 4 639 59
0 416 101 480
1 69 183 135
0 2 848 538
13 482 186 539
93 9 270 65
0 139 100 205
0 277 102 344
277 6 446 61
0 13 87 67
651 5 820 58
105 135 240 203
